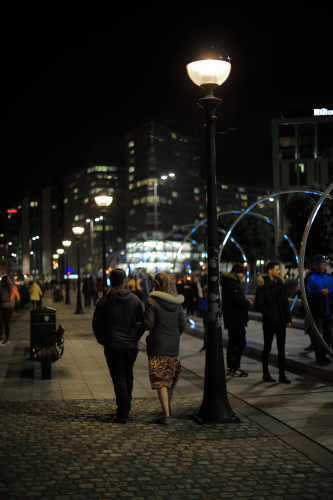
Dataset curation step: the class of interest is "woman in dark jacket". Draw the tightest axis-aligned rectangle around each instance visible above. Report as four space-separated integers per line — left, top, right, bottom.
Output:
93 268 144 423
137 273 185 425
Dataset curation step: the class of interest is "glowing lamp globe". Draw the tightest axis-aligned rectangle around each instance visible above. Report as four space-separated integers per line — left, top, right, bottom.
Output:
62 240 72 248
187 45 231 92
95 190 113 207
57 248 64 255
72 226 85 236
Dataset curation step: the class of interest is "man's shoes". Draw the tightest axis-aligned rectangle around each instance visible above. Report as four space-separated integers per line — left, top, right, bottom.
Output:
262 373 276 382
232 369 249 377
317 357 331 366
279 374 291 384
304 344 315 351
0 339 10 347
114 414 128 424
199 346 206 353
156 415 170 425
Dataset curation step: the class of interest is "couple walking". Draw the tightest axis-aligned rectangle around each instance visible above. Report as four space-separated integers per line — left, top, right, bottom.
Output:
93 269 185 424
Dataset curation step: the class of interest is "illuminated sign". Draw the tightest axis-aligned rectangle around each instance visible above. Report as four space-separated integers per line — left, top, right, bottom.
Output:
7 209 17 213
313 108 333 116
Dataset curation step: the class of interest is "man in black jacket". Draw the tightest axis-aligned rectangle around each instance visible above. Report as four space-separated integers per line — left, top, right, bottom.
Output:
255 261 292 383
93 268 144 423
221 263 253 377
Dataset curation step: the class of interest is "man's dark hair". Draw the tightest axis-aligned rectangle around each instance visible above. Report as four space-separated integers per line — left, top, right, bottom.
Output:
265 261 279 274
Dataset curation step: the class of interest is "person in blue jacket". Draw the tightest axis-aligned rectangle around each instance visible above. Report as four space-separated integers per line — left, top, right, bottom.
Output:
305 255 333 366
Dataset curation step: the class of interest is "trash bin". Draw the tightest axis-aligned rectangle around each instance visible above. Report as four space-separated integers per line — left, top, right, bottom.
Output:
30 306 56 359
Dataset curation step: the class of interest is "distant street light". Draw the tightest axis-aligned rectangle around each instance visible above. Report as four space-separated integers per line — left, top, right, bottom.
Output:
62 240 72 304
72 225 85 314
95 190 113 297
187 45 238 423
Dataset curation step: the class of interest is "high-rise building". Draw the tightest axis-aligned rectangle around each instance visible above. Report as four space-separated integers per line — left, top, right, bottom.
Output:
271 108 333 255
42 180 64 277
272 108 333 191
21 193 43 277
124 119 205 241
63 164 126 277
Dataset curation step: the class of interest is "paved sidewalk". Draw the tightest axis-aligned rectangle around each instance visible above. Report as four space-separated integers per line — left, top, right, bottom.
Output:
0 291 333 499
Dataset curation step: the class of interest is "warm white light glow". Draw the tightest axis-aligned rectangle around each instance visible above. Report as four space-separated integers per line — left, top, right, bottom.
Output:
169 173 175 177
95 192 113 207
62 240 72 248
57 248 64 255
186 59 231 87
53 254 59 259
72 226 85 236
161 175 168 180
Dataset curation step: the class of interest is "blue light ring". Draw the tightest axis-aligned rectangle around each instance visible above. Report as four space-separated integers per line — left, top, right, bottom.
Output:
299 182 333 359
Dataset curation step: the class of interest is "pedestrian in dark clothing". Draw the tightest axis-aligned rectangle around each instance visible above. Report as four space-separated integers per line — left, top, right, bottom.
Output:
177 276 193 315
140 273 153 305
305 254 333 366
93 268 144 423
0 275 16 346
137 273 185 425
82 277 92 308
89 276 98 306
255 261 292 384
221 263 253 377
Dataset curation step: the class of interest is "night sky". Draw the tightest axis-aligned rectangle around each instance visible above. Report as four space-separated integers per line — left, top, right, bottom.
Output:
3 4 332 220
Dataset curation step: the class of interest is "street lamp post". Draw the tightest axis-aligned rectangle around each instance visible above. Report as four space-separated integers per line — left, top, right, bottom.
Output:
72 225 85 314
62 240 72 304
95 190 113 297
187 45 238 423
57 248 65 286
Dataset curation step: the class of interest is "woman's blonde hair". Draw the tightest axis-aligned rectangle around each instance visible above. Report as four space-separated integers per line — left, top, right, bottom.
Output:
153 273 176 296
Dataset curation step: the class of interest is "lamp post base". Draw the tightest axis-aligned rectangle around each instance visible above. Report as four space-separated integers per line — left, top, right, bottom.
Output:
189 414 241 425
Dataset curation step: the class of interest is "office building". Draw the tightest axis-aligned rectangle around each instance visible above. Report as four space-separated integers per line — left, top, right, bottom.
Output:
63 164 126 277
124 119 206 242
272 108 333 191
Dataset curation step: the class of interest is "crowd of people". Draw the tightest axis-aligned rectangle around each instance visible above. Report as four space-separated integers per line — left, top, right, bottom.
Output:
1 253 332 424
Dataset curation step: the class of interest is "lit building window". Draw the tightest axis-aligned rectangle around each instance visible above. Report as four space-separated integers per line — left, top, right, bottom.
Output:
128 166 135 173
194 196 200 201
171 133 177 139
221 185 228 189
241 202 248 207
73 188 78 193
133 199 140 206
64 198 68 204
128 141 134 148
217 206 221 212
238 187 245 192
128 175 135 182
30 201 38 207
199 213 205 218
194 187 200 194
52 205 57 209
83 198 89 204
171 191 178 198
240 194 248 200
129 184 133 190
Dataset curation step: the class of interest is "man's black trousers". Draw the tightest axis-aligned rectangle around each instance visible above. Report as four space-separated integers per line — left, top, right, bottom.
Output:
104 348 138 418
262 328 286 375
227 327 247 371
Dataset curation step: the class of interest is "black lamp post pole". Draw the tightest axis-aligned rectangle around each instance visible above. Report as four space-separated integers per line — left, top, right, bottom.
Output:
75 236 84 314
101 209 108 297
65 250 70 305
195 93 238 422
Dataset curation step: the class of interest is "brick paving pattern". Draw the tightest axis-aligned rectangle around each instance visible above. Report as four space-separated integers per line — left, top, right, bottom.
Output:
1 398 332 500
